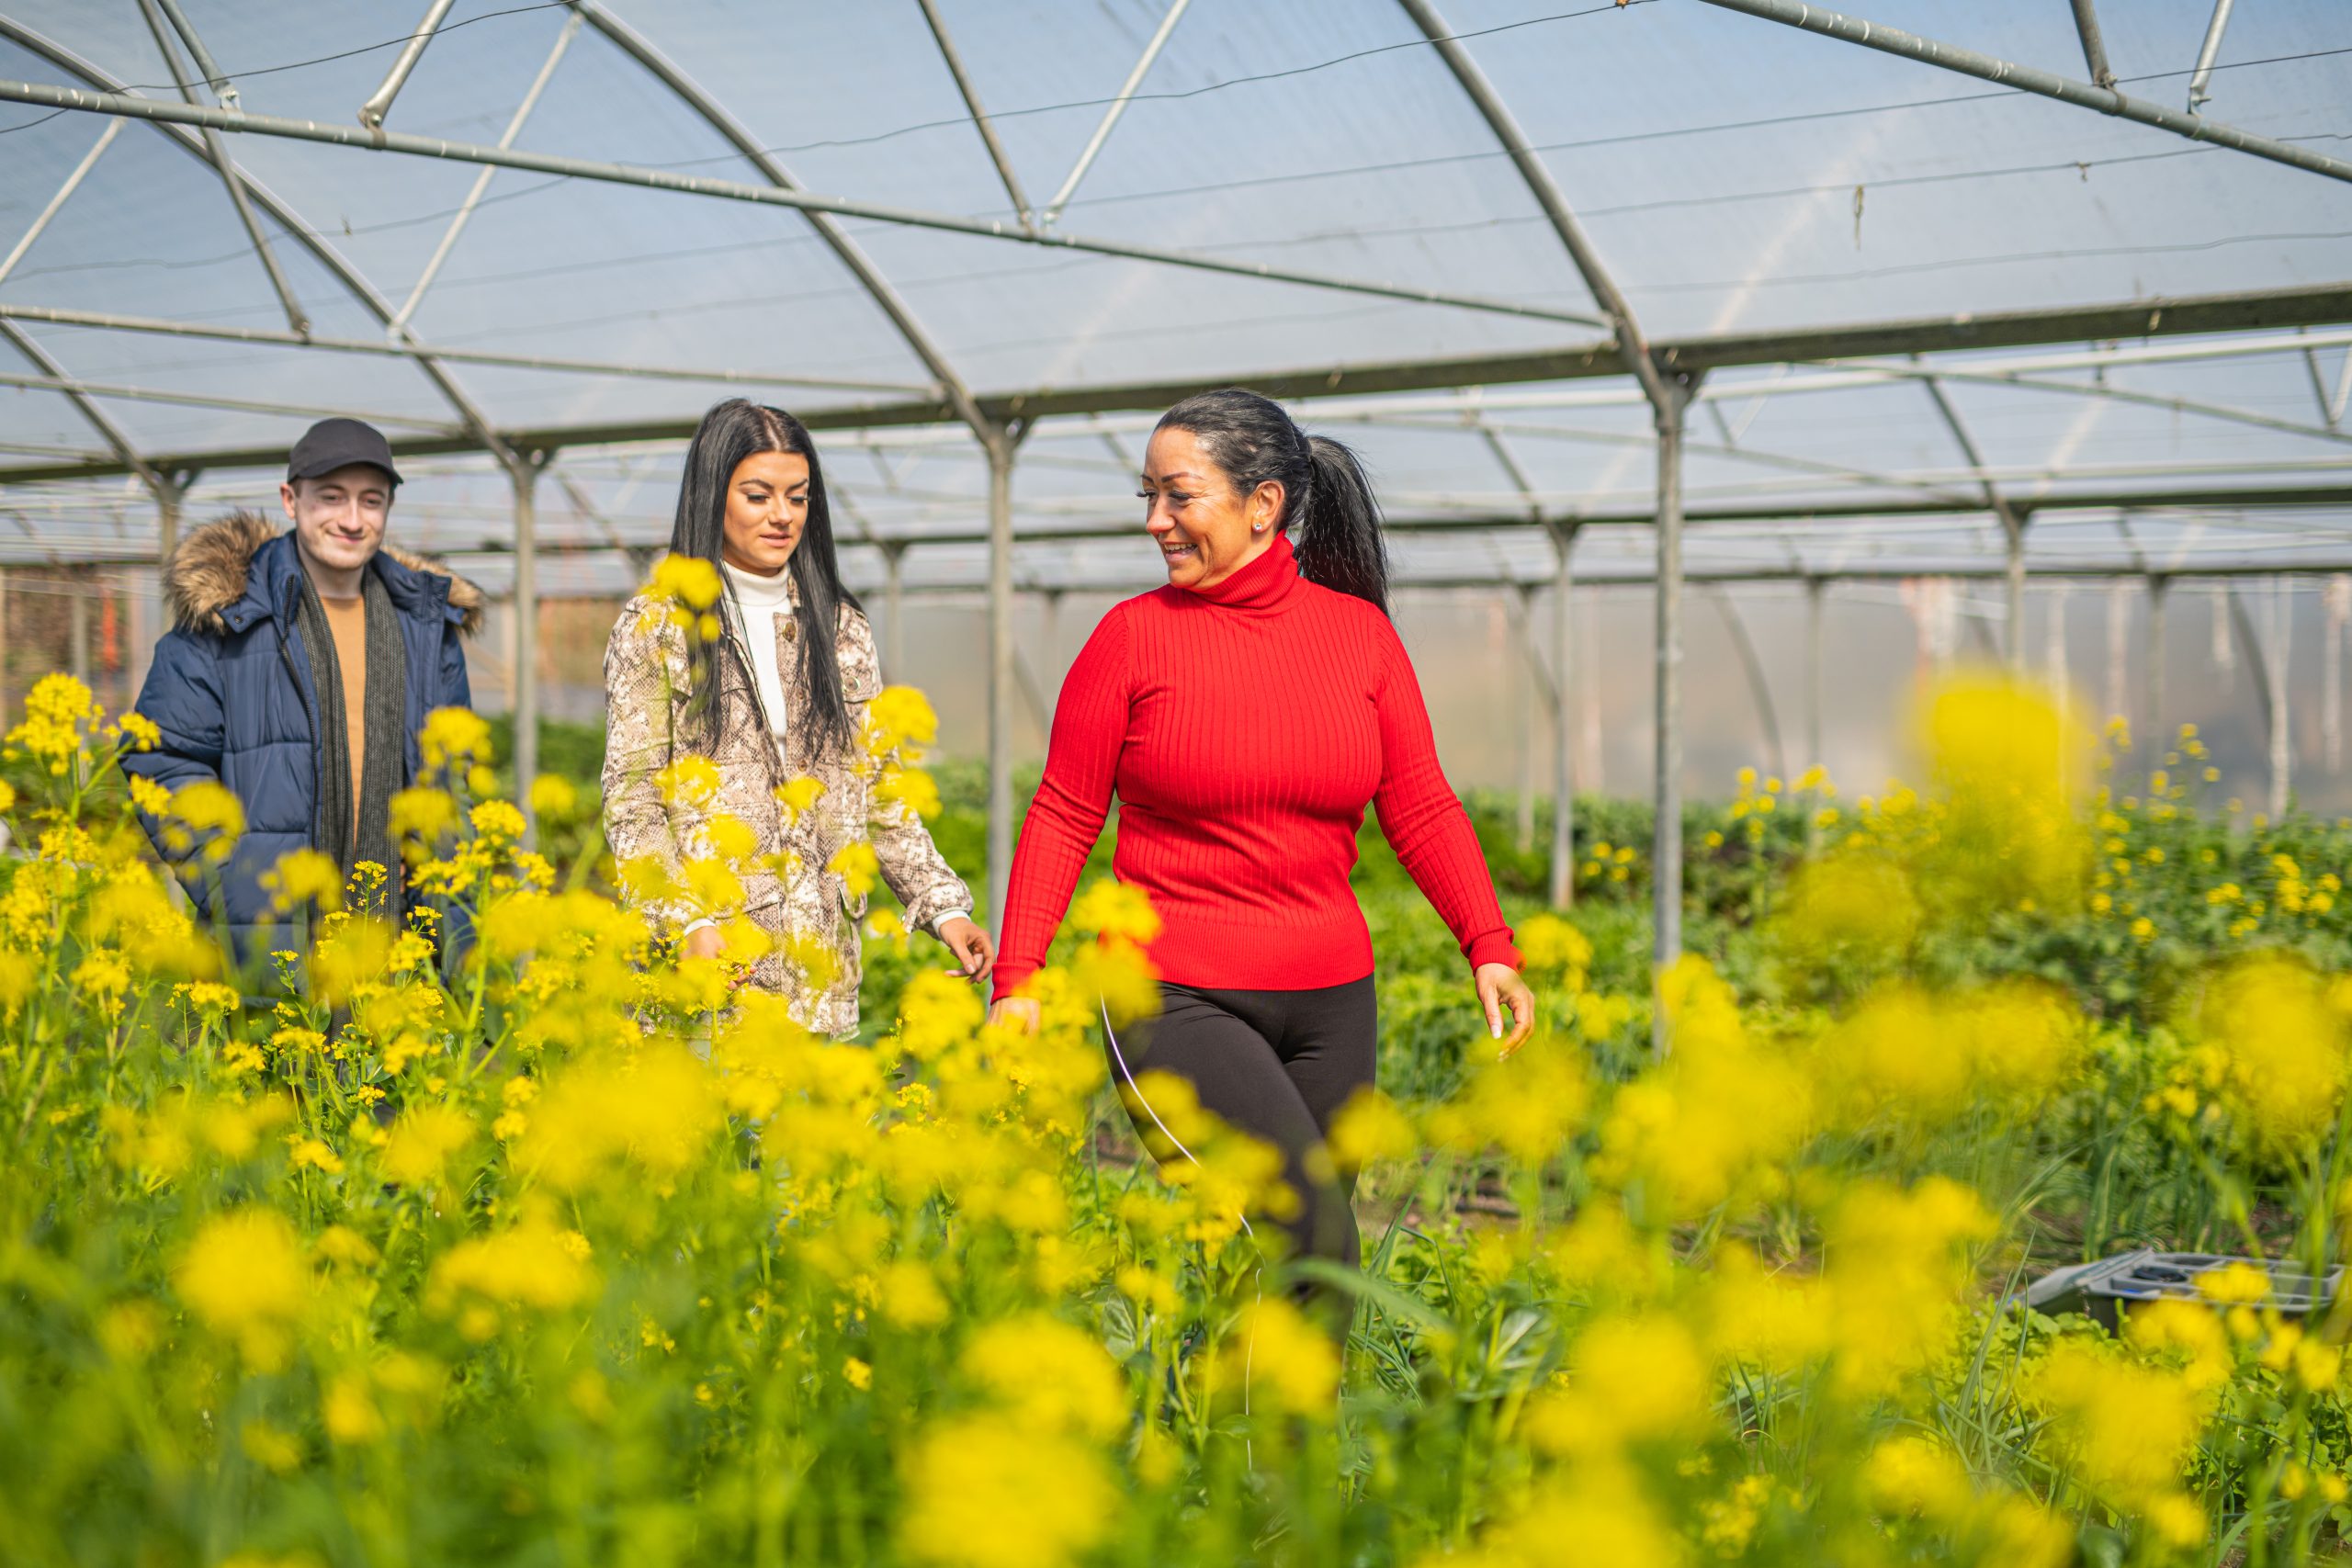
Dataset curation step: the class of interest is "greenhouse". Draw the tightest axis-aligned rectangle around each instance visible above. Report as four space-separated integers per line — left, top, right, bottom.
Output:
4 2 2352 1563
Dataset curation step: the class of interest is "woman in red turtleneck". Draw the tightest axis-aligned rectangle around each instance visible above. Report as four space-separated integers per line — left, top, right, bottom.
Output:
989 388 1534 1277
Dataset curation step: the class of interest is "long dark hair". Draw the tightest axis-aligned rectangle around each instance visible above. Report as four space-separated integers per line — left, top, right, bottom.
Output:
1155 388 1390 614
668 399 861 758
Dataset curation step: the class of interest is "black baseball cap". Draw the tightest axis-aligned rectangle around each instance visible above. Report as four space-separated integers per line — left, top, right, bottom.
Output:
287 418 401 488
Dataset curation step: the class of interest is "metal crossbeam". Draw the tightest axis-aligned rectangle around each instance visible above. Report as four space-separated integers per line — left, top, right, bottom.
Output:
0 301 933 398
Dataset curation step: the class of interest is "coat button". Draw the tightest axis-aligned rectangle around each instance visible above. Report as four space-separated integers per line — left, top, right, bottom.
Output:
785 621 798 641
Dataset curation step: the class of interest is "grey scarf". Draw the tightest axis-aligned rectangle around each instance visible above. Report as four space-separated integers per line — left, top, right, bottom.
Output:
293 566 407 889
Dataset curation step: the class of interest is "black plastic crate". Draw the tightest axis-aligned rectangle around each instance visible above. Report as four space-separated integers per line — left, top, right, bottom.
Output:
2023 1249 2340 1331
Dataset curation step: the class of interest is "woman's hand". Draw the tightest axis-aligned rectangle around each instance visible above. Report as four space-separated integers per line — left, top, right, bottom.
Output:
987 997 1041 1035
936 916 997 983
683 924 727 964
1476 962 1536 1059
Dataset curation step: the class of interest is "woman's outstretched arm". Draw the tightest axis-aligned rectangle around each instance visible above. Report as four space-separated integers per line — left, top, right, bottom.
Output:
1368 618 1534 1051
989 604 1135 1004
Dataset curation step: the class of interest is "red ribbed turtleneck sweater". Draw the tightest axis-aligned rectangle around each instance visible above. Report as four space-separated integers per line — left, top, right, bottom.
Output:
992 532 1521 999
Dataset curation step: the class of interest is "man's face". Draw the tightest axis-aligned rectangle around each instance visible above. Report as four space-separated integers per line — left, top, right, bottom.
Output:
280 464 392 576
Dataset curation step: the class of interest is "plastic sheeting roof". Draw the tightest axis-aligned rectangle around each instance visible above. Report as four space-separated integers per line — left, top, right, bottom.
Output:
0 0 2348 599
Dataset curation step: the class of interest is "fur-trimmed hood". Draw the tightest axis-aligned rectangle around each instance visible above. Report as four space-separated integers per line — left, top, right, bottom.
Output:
164 510 485 637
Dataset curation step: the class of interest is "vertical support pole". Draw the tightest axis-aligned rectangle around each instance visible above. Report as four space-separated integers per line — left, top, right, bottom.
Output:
2145 575 2169 776
0 566 11 731
2004 513 2028 673
1512 583 1537 854
70 583 90 686
882 541 907 676
1581 583 1604 796
983 424 1021 930
1549 524 1577 910
2269 576 2292 819
139 476 183 708
2327 576 2348 772
2105 580 2130 736
2048 581 2074 793
1039 588 1063 701
2212 583 2234 694
510 454 541 825
1804 577 1826 779
1652 377 1695 1054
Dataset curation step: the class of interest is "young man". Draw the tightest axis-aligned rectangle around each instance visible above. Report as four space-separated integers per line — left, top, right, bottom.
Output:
127 418 481 952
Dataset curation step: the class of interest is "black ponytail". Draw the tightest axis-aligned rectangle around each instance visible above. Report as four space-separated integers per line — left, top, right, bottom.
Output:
1157 388 1391 615
666 398 861 759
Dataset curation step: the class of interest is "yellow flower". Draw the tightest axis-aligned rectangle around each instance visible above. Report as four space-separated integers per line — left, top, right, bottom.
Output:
174 1208 310 1370
324 1373 386 1445
960 1314 1126 1439
648 551 723 611
899 1415 1114 1568
774 774 826 822
261 848 345 914
865 685 939 756
164 780 246 865
655 755 723 811
1069 878 1161 946
426 1207 598 1333
1215 1297 1339 1418
829 840 880 901
381 1104 475 1187
417 707 492 774
1863 1434 1974 1518
1327 1087 1418 1168
469 799 526 842
527 773 578 824
389 787 458 845
2028 1341 2209 1510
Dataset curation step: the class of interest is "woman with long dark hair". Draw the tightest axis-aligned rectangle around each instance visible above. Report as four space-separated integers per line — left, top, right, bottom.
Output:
988 388 1532 1274
604 399 991 1035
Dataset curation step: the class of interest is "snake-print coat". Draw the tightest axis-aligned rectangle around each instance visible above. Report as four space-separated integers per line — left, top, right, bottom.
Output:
601 588 969 1036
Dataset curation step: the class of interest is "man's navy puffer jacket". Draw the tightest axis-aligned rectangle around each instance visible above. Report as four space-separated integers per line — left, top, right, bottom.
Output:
124 512 481 954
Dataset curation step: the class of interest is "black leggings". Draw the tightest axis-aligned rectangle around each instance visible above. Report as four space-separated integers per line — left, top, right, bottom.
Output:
1105 977 1376 1270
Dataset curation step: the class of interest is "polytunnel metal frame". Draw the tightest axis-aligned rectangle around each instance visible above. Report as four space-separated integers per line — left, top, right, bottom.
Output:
0 0 2348 1051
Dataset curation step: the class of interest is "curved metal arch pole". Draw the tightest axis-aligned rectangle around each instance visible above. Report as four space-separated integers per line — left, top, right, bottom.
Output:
0 322 164 502
0 22 513 461
569 1 1035 918
913 0 1035 231
0 113 178 567
0 78 1615 334
1399 0 1689 1053
569 0 988 434
0 16 543 807
1694 0 2352 186
132 0 308 335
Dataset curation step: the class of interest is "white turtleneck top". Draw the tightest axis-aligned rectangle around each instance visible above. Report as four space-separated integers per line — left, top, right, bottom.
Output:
723 559 795 738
